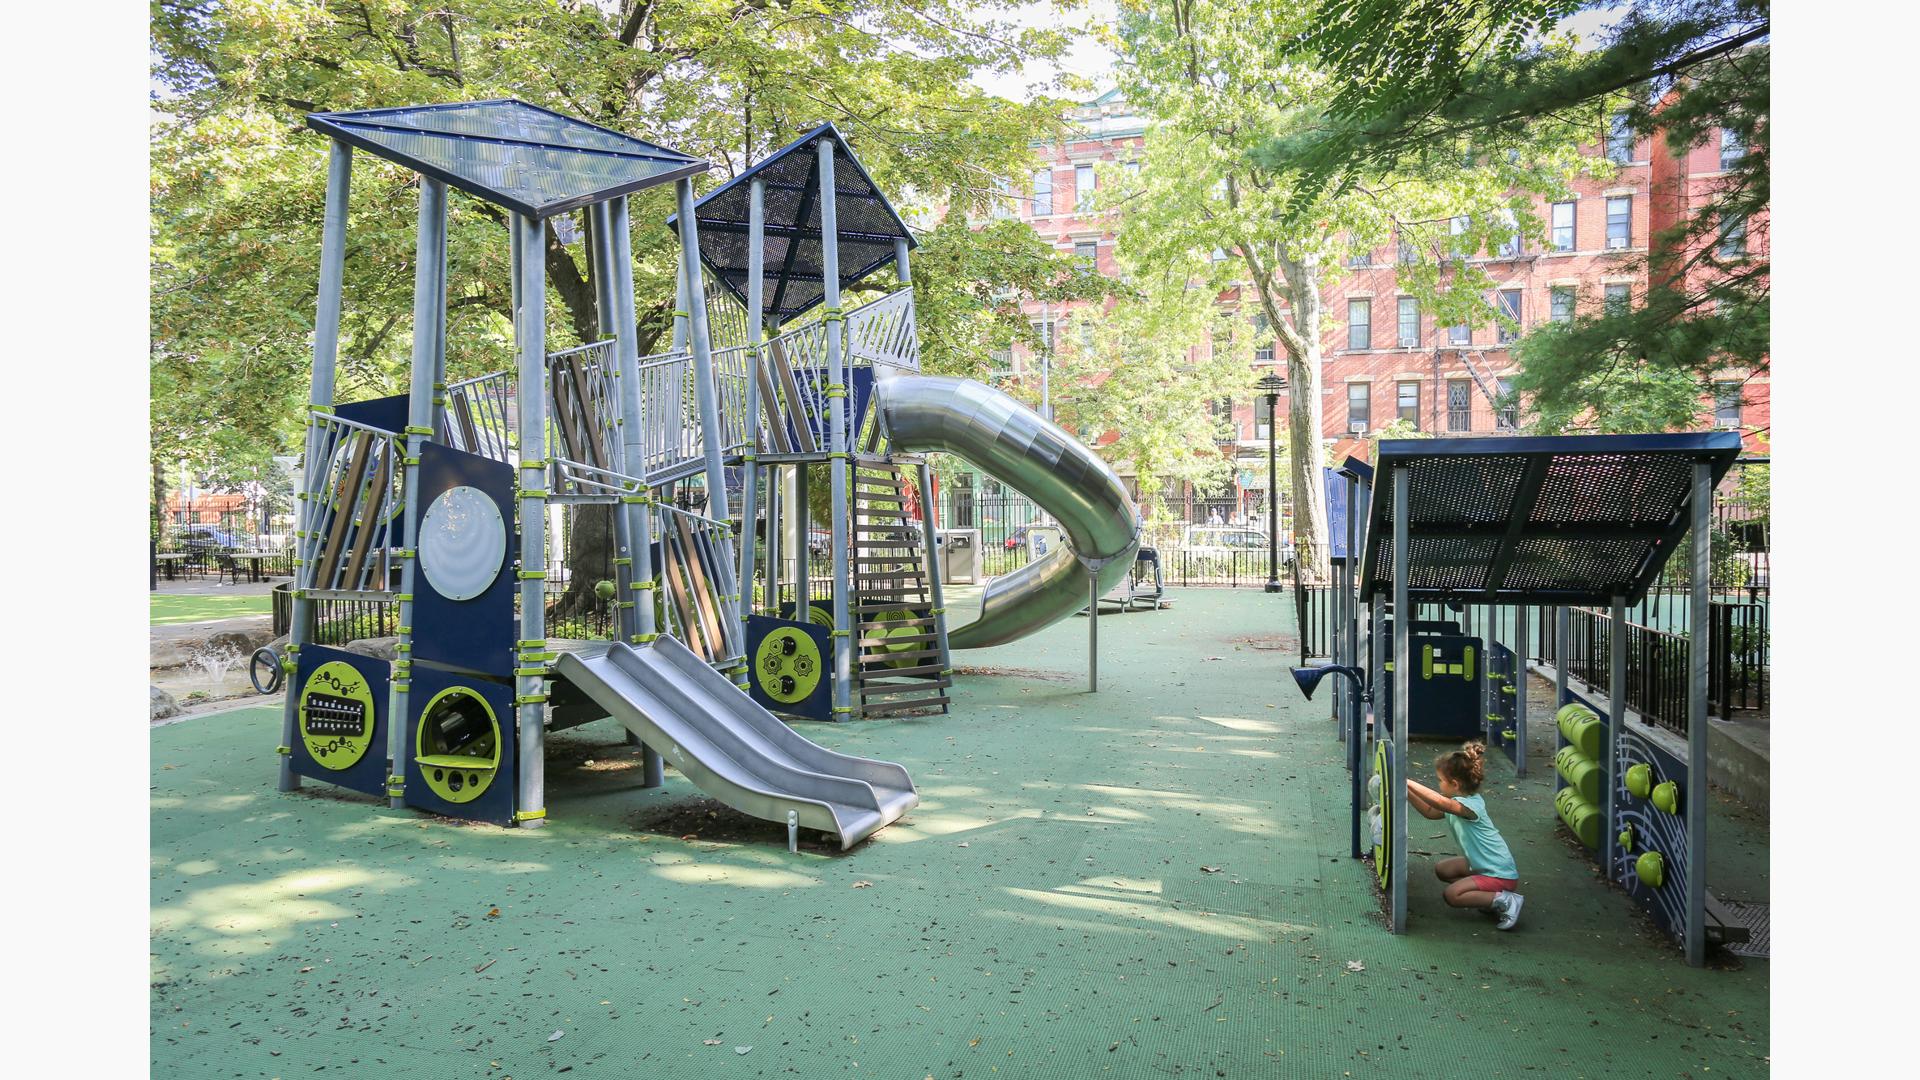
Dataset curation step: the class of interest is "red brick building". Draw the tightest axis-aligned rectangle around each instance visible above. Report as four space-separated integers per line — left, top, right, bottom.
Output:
975 91 1767 516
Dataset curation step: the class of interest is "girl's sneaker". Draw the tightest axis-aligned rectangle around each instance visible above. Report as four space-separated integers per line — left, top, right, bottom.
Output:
1492 891 1524 930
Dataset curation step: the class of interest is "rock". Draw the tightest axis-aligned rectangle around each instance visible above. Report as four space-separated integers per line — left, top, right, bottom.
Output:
150 685 181 722
340 637 401 662
205 628 274 657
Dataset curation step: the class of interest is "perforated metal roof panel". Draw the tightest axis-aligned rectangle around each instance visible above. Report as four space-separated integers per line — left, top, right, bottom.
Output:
1358 433 1742 606
667 123 916 321
307 100 707 220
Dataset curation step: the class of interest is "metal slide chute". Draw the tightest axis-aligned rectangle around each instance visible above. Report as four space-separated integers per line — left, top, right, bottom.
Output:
873 375 1140 649
552 638 918 849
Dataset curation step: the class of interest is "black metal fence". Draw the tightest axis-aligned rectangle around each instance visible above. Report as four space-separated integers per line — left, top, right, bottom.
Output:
154 545 295 582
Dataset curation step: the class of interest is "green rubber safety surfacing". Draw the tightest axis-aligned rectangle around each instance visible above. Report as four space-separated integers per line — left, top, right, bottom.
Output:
414 685 501 804
298 660 374 771
756 626 823 705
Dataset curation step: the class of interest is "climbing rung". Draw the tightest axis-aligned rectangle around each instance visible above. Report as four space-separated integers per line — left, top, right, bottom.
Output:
857 631 938 648
859 677 954 697
858 615 935 629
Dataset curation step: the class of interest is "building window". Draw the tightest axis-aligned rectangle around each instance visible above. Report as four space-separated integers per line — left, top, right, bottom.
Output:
1604 282 1631 315
1448 319 1471 346
1074 239 1099 269
1346 383 1371 431
1124 159 1142 176
1074 163 1096 210
1347 298 1371 351
1496 208 1523 258
1395 298 1419 348
1550 286 1575 323
1606 111 1635 164
1449 214 1472 257
1032 168 1053 216
1550 201 1575 251
990 346 1013 372
1714 381 1742 428
1447 380 1472 432
1717 214 1747 259
1606 197 1632 249
1496 289 1522 343
990 178 1012 220
1251 312 1274 364
1397 381 1420 427
1348 247 1372 267
1720 129 1745 171
1398 234 1419 265
1496 378 1518 430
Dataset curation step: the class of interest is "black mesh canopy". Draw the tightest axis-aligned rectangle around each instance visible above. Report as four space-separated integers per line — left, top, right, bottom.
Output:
669 123 916 321
308 100 706 220
1358 433 1743 606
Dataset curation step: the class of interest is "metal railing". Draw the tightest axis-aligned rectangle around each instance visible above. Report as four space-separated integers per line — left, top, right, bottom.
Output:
442 369 515 463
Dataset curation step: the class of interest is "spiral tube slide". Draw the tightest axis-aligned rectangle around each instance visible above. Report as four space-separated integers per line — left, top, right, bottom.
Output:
874 375 1140 649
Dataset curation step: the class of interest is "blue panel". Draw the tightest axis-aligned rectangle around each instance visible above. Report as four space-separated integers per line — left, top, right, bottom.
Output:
333 393 408 436
1378 630 1484 739
1486 643 1520 765
1326 468 1349 562
1614 726 1692 945
747 614 834 722
289 644 390 797
411 442 517 679
402 665 518 825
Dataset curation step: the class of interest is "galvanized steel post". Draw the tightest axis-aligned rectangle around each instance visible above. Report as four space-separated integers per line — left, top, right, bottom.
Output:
1514 602 1529 776
677 179 732 524
736 177 767 674
1686 461 1711 966
281 139 352 794
607 197 663 786
513 212 550 826
387 175 447 808
817 139 854 718
1390 464 1410 933
1605 593 1626 876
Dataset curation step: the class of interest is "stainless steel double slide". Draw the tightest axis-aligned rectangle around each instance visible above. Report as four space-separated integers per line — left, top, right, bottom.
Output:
874 374 1141 648
553 637 918 849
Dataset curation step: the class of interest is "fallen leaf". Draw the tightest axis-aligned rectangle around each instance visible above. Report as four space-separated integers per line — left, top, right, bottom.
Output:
852 881 873 889
1200 866 1223 874
298 966 312 974
704 1039 723 1046
969 1037 981 1048
473 959 496 974
1346 960 1366 973
734 1046 752 1055
957 842 969 848
486 907 501 919
548 1030 565 1042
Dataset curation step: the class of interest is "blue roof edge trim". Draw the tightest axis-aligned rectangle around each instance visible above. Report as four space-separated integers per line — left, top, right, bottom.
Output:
306 99 708 220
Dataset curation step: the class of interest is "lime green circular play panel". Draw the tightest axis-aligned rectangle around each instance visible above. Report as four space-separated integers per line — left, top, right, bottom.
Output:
756 627 823 705
1635 850 1666 888
415 686 502 805
806 604 835 629
1371 739 1394 892
871 609 919 669
299 660 375 771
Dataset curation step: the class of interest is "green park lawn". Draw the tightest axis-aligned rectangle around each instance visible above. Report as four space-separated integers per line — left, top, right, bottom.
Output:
151 593 272 626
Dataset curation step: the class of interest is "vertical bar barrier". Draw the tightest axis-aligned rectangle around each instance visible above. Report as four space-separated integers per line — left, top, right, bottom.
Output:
281 140 352 793
1605 594 1626 877
513 213 550 827
1514 601 1529 776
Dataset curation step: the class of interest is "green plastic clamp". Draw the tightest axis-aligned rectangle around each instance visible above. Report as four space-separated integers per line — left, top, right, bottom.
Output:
518 639 549 649
516 693 549 705
521 458 548 469
617 600 635 610
392 679 411 692
276 745 292 756
433 381 447 390
622 494 651 505
671 309 690 318
395 593 414 602
634 633 660 644
395 642 412 654
832 706 854 714
829 629 850 638
386 776 405 797
393 661 412 676
517 571 547 580
520 488 550 499
402 456 420 466
1501 685 1516 695
514 808 548 822
631 579 658 590
613 557 633 567
930 607 945 615
514 666 549 677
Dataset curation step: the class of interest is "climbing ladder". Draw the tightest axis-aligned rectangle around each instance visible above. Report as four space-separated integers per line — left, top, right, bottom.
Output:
849 458 950 718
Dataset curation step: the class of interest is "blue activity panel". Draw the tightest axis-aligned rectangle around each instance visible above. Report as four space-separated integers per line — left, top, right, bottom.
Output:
289 644 390 797
1486 643 1521 765
410 442 517 679
747 613 834 722
1613 724 1692 943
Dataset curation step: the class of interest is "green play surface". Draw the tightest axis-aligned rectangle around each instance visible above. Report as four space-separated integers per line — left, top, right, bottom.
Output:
151 593 272 625
151 589 1768 1077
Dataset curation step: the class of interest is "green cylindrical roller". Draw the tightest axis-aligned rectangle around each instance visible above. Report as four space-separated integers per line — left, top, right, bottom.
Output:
1554 745 1603 805
1557 703 1603 759
1555 786 1602 849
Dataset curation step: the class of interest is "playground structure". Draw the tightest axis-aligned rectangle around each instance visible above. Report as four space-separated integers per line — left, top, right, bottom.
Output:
1301 432 1745 966
275 100 1138 848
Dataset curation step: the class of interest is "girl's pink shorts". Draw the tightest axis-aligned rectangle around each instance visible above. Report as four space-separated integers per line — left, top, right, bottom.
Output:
1471 875 1519 892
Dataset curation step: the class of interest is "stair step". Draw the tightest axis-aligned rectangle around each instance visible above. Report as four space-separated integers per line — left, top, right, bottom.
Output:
859 698 950 718
856 631 939 647
858 677 955 697
858 615 934 629
859 651 943 668
855 661 947 678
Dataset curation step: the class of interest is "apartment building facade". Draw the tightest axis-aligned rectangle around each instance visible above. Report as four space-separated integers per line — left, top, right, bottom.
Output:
979 91 1766 518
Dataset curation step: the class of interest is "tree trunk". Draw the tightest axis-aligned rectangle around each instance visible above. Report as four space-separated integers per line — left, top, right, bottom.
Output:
549 504 617 622
1281 261 1332 583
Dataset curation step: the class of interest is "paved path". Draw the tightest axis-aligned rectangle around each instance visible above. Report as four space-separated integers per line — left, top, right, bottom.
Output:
150 589 1767 1077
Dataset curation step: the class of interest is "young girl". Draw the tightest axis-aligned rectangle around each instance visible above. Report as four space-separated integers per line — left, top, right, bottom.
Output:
1406 742 1524 930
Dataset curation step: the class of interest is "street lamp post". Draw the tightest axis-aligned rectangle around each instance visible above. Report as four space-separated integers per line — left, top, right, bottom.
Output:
1256 372 1288 593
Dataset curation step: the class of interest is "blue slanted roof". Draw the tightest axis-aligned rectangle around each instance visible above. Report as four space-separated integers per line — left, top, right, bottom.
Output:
668 123 916 322
308 100 706 220
1358 433 1742 606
